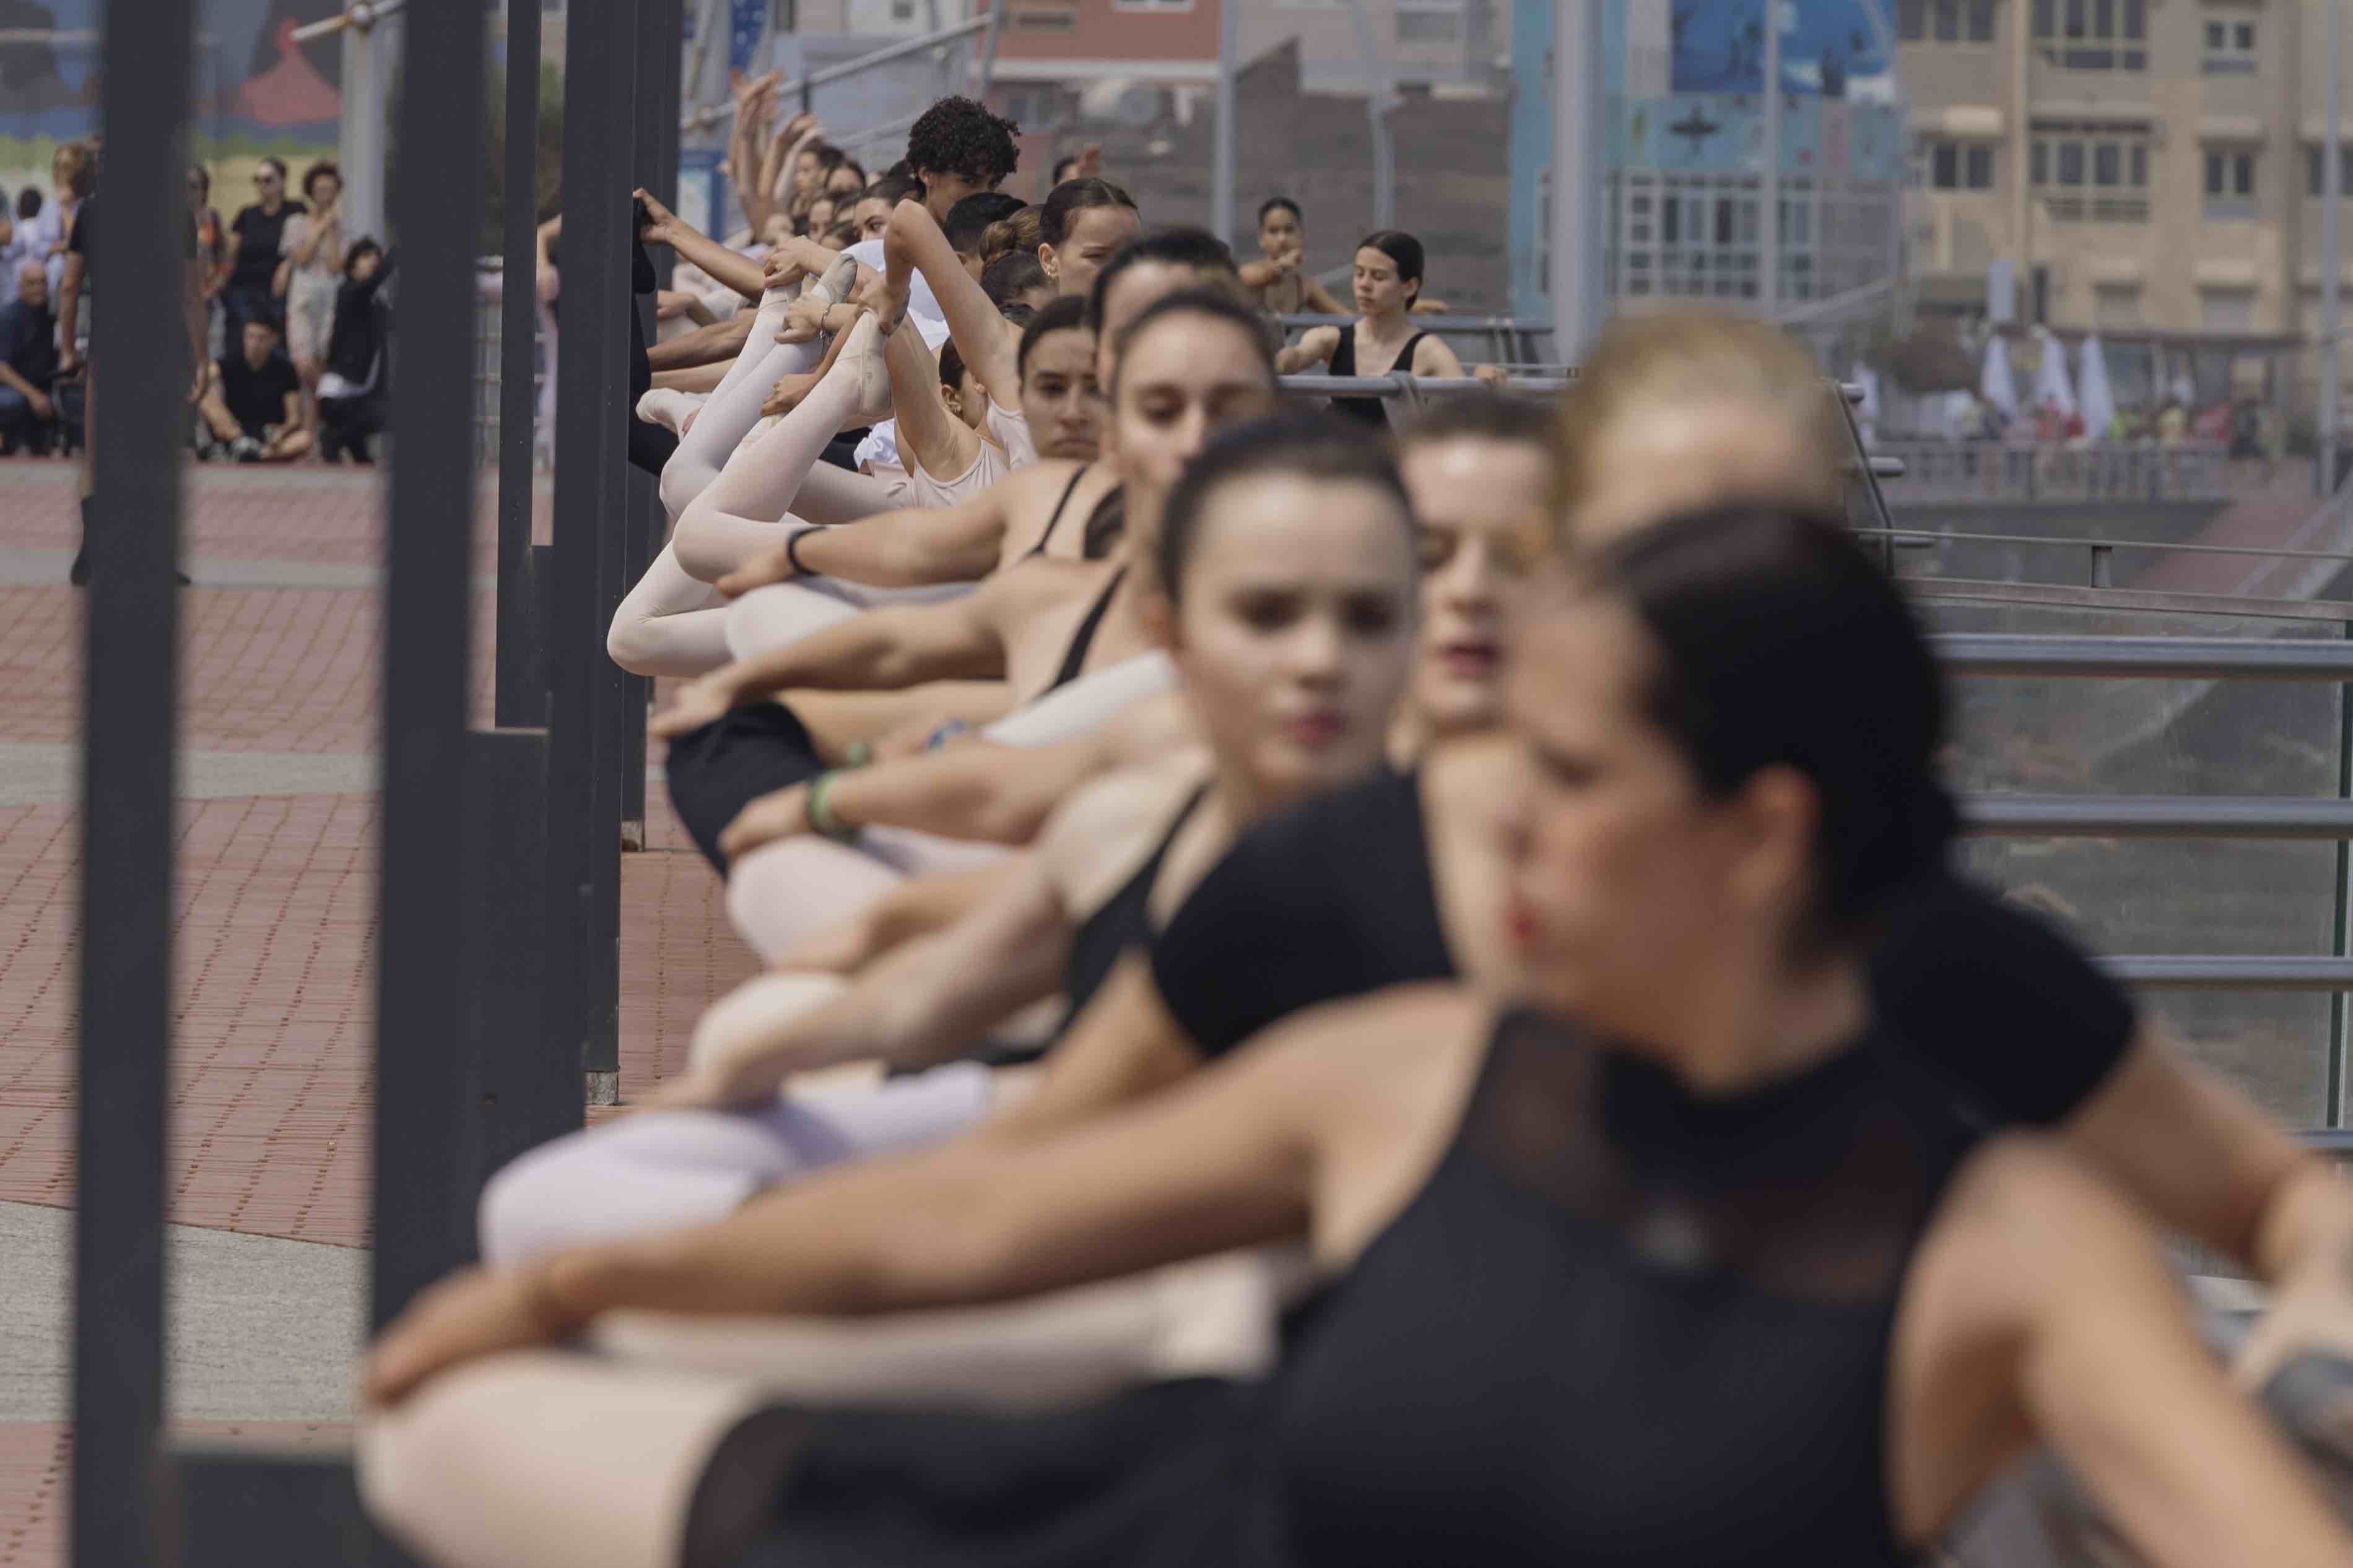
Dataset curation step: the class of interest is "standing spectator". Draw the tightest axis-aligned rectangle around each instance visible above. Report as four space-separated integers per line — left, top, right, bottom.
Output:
196 317 311 463
277 160 345 447
316 240 392 465
221 155 307 335
188 165 227 350
0 259 58 455
55 156 209 585
34 144 91 300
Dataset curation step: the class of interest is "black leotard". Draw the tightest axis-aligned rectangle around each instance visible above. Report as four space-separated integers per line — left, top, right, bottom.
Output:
1042 566 1128 696
1266 1005 1979 1566
1024 464 1092 560
1326 323 1430 429
1150 765 2136 1126
1063 786 1208 1024
715 1005 1983 1568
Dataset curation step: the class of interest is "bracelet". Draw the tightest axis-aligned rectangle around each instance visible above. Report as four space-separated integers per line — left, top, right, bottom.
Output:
842 741 872 769
806 771 858 843
785 526 817 577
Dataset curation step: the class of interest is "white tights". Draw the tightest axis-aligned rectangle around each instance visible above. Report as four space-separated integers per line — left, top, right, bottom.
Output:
721 575 972 663
479 979 1002 1265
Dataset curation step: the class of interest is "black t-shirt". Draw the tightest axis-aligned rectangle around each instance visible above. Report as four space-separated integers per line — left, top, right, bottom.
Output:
0 300 58 384
217 349 301 435
1150 766 2136 1129
227 199 306 293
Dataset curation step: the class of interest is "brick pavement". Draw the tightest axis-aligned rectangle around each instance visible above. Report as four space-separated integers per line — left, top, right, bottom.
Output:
0 461 759 1567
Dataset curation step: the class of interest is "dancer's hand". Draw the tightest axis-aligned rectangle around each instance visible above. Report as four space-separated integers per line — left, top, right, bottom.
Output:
778 294 830 344
1473 363 1509 389
761 368 819 418
1075 143 1103 180
363 1263 582 1406
716 539 801 598
868 271 908 339
762 248 806 294
2237 1266 2353 1395
718 784 812 861
650 672 742 740
633 188 679 247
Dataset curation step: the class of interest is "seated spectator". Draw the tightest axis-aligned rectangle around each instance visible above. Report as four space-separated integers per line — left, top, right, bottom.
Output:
318 240 393 465
0 258 58 455
196 316 311 462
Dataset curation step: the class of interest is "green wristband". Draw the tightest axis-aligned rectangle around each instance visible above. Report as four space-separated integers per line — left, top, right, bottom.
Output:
806 771 858 843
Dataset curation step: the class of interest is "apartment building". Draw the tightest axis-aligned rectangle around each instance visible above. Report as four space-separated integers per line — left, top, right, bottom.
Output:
1900 0 2345 404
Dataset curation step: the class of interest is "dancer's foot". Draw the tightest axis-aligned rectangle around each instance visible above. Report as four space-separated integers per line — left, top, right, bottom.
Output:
838 313 894 427
635 386 704 435
805 253 859 311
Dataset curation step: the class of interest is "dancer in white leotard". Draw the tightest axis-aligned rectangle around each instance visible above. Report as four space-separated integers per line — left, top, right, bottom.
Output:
717 228 1237 666
477 414 1420 1266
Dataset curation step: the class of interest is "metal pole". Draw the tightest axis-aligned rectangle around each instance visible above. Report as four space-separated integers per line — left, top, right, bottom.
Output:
2325 0 2341 499
495 0 544 727
340 17 389 240
1550 0 1605 357
376 0 490 1325
73 0 190 1561
1212 0 1238 249
1761 0 1780 317
2332 617 2352 1125
553 0 635 1105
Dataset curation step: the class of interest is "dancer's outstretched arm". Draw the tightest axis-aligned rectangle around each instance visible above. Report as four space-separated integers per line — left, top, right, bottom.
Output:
884 197 1019 412
719 460 1090 594
635 189 762 303
651 576 1015 731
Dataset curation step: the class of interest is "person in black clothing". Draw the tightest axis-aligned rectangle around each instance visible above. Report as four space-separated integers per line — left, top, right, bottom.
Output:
360 506 2353 1568
0 259 58 454
316 239 391 464
55 168 207 586
197 316 310 462
221 155 305 334
1272 228 1497 423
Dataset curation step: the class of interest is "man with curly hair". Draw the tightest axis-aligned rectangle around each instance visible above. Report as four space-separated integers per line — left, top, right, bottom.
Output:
902 96 1020 222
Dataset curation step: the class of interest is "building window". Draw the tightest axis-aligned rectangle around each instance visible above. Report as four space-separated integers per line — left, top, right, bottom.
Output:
2032 123 2152 218
1111 0 1194 9
1906 0 1994 40
1396 6 1464 41
2034 0 2144 69
769 0 795 28
2204 148 2258 217
1925 137 1996 189
2203 13 2258 71
2200 287 2256 332
2094 282 2142 327
2311 146 2353 196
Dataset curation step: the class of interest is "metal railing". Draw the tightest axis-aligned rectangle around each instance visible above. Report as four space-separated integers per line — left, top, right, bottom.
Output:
1870 438 2242 505
1273 312 1559 365
680 8 996 131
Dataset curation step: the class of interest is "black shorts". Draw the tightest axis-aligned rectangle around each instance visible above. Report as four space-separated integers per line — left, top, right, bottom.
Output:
664 702 829 873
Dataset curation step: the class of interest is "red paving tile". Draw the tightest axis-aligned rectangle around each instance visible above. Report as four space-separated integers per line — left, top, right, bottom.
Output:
0 1421 352 1568
0 464 756 1564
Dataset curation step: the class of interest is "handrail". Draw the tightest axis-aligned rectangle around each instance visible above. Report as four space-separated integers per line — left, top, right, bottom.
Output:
681 14 990 131
2100 956 2353 989
1963 795 2353 837
1277 373 1573 399
1273 312 1559 336
1933 635 2353 678
290 0 404 41
1913 577 2353 625
1862 523 2353 566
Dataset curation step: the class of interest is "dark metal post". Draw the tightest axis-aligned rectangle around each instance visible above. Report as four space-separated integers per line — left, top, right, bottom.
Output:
619 0 682 850
375 0 490 1325
555 0 637 1102
495 0 546 726
74 0 192 1560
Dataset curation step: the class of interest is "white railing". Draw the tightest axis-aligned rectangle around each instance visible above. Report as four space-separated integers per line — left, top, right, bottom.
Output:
1871 440 2240 504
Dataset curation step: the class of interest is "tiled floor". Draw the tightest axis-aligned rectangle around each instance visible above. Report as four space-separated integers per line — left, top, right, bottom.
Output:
0 461 758 1566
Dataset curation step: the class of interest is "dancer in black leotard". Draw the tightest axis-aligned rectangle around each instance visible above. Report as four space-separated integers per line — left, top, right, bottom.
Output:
367 507 2353 1568
1274 230 1475 427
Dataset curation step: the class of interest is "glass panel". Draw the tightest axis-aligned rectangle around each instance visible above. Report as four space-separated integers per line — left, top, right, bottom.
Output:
2058 141 2086 184
1934 142 1960 188
2130 144 2147 186
2206 150 2225 196
2093 0 2113 38
1936 0 1961 39
2237 152 2255 195
1901 0 1926 37
2094 143 2120 186
2314 147 2326 197
2236 21 2254 48
1969 0 1996 39
2123 0 2143 40
2034 0 2056 37
1968 145 1994 188
2032 139 2050 184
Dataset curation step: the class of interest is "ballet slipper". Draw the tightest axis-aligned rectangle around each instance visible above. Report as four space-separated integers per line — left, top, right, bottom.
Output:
804 252 859 311
837 314 894 428
635 387 704 436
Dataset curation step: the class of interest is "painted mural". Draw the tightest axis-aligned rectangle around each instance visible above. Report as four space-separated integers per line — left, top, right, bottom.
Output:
0 0 342 204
